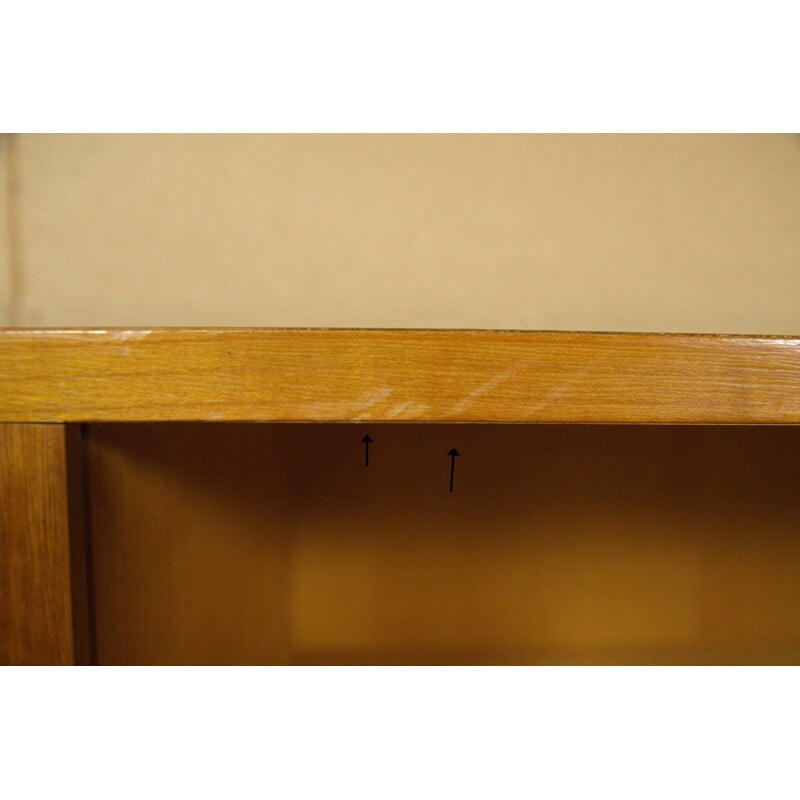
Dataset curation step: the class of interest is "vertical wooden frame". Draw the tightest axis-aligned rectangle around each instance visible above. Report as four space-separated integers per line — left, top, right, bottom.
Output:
0 423 92 665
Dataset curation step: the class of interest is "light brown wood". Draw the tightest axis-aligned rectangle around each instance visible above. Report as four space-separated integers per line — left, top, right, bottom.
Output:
4 327 800 665
87 423 293 665
2 328 800 423
0 424 91 664
87 423 800 665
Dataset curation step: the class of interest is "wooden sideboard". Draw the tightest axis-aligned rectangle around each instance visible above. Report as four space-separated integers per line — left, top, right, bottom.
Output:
2 329 800 664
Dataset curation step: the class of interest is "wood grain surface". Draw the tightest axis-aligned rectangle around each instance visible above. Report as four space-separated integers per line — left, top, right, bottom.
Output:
0 424 90 664
2 328 800 423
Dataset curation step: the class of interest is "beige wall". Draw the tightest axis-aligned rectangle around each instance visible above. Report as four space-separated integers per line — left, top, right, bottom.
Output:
3 134 800 332
0 137 9 326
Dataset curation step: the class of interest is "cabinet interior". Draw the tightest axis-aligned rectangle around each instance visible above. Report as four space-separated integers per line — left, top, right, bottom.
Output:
86 423 800 665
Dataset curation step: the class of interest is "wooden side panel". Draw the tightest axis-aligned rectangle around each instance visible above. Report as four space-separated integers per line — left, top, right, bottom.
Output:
87 424 293 665
0 424 90 664
2 329 800 424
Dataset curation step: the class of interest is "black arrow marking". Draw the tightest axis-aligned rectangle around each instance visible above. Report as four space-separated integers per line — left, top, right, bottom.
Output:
448 447 460 493
361 434 373 466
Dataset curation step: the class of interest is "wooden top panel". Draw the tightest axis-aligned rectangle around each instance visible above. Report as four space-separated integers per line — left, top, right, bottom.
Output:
1 328 799 423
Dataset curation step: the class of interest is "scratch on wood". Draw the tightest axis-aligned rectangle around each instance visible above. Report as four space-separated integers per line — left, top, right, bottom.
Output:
449 361 529 415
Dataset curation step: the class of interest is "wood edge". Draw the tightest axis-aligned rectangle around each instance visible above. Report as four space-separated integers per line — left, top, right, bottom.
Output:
2 329 800 424
0 326 799 338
